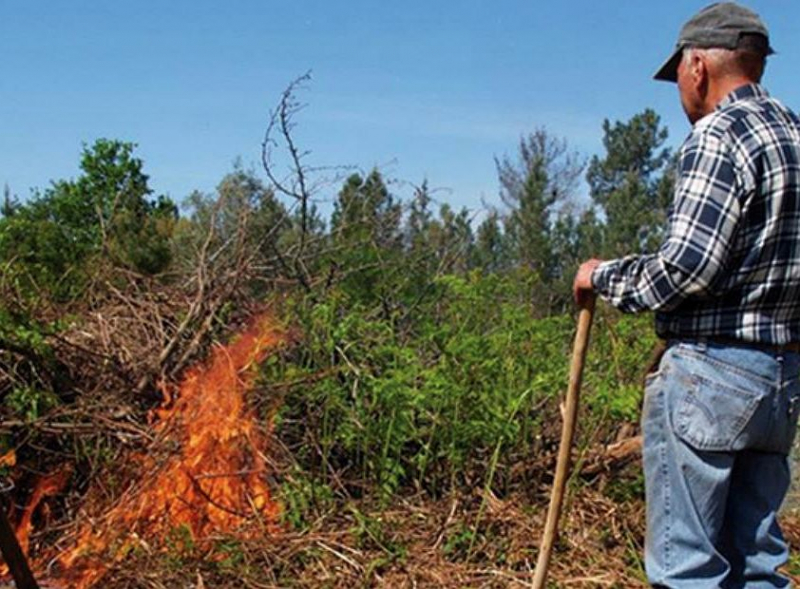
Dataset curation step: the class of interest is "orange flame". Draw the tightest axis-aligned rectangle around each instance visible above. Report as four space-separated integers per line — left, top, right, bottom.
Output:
0 467 71 578
16 469 72 558
48 313 283 588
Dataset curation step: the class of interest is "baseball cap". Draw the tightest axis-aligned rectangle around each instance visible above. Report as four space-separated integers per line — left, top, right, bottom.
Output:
654 2 774 83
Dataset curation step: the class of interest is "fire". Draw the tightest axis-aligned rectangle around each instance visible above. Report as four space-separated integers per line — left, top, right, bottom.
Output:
47 313 284 587
0 467 71 578
15 469 72 561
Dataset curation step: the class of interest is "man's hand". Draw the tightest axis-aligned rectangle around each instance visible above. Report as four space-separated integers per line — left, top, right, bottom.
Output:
573 259 603 305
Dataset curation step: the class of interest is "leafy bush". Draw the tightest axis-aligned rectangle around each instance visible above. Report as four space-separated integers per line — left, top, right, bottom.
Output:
0 139 176 300
266 270 655 505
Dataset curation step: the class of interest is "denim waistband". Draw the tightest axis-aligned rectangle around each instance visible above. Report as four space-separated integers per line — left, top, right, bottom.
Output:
663 335 800 355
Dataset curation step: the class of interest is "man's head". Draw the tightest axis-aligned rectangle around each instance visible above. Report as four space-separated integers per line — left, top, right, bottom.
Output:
654 3 772 123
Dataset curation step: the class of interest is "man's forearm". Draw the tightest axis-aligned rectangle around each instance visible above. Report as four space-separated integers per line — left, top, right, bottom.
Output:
591 253 684 314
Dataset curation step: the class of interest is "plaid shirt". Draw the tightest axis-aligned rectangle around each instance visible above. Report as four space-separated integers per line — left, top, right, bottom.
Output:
592 84 800 345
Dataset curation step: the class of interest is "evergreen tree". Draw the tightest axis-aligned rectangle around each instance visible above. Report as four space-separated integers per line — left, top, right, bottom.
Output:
217 166 288 257
175 165 289 282
473 210 506 273
331 170 402 252
330 170 402 303
403 181 438 289
587 109 675 258
429 203 473 275
0 139 176 298
1 184 17 218
406 181 434 256
496 129 583 279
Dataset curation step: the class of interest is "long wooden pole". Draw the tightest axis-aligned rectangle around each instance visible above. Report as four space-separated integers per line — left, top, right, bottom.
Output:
531 294 596 589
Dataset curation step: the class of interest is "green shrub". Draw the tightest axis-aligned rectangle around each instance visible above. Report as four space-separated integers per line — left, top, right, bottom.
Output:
0 139 176 301
266 270 655 504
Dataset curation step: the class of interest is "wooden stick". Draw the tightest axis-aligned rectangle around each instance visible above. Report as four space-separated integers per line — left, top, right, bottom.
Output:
0 501 39 589
532 294 596 589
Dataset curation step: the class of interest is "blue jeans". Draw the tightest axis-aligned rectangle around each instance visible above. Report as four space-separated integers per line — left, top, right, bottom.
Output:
642 339 800 588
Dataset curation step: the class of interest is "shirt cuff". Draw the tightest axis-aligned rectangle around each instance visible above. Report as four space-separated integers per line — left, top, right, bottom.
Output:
590 260 617 298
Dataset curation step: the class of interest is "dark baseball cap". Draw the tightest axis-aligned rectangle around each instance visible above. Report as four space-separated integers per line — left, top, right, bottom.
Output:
654 2 774 83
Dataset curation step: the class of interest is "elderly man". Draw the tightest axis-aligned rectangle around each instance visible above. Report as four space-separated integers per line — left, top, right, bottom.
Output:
573 3 800 587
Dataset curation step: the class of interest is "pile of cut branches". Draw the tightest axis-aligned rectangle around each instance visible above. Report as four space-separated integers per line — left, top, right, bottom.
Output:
0 174 275 566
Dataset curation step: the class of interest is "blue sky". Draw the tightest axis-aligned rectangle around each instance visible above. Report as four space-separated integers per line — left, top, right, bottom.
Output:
2 1 799 216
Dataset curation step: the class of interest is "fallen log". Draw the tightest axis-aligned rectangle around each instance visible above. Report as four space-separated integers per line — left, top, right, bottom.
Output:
580 435 642 477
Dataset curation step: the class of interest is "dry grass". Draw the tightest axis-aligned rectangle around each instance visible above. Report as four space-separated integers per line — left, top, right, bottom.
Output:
91 483 800 588
96 488 646 588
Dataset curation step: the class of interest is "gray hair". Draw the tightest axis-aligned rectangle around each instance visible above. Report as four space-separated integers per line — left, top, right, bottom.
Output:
683 43 767 82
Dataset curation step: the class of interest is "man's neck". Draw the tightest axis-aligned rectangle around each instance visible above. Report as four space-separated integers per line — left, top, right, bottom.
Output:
705 77 758 114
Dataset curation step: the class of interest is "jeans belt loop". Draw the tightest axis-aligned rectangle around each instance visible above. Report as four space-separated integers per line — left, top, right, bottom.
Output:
696 336 708 352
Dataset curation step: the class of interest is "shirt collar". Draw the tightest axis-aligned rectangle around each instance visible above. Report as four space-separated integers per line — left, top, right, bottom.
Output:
716 83 770 111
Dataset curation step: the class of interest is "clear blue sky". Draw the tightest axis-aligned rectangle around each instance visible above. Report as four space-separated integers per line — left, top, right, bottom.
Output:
2 1 799 215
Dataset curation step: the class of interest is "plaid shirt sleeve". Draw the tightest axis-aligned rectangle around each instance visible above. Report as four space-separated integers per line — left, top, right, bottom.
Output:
591 127 742 313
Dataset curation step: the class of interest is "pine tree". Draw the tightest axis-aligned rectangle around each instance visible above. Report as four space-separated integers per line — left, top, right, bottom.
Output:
330 170 402 303
1 184 17 218
331 170 402 252
430 203 473 275
496 129 584 279
587 109 675 258
473 210 506 273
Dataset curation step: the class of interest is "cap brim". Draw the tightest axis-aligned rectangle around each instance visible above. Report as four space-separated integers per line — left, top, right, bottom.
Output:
653 47 683 83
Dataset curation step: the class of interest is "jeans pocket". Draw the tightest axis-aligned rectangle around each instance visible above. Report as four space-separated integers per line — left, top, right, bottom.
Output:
673 372 763 451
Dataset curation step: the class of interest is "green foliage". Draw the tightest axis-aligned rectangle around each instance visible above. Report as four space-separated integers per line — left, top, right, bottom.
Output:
5 386 59 422
1 184 17 218
605 470 646 503
330 170 403 303
0 102 680 587
587 109 675 257
787 550 800 578
0 309 65 419
165 523 196 556
406 182 434 256
496 130 584 278
267 270 655 504
162 524 197 571
0 139 176 300
332 170 402 249
76 138 176 273
0 308 53 355
442 523 476 559
473 210 506 273
213 538 247 572
428 203 474 275
278 467 335 530
348 506 402 555
0 187 97 299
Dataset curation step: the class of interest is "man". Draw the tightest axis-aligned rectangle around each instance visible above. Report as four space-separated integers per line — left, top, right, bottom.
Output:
573 3 800 587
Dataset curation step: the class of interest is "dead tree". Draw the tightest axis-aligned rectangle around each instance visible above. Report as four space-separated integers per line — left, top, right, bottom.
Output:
261 71 358 293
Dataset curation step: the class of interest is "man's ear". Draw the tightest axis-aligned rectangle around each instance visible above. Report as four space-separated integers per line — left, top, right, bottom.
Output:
691 52 709 97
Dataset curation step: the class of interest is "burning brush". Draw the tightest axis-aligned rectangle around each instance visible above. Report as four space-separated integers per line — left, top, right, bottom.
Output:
0 314 284 588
